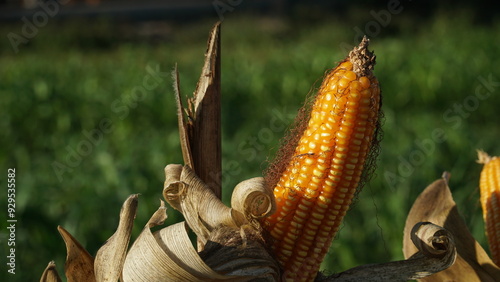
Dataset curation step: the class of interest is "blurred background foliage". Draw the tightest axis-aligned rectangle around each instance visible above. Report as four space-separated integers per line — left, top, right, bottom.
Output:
1 1 500 280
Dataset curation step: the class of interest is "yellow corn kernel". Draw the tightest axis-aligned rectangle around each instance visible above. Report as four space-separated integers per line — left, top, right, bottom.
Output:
477 150 500 266
262 37 381 281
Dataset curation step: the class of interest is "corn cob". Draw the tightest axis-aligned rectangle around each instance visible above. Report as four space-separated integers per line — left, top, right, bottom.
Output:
477 150 500 266
261 37 381 281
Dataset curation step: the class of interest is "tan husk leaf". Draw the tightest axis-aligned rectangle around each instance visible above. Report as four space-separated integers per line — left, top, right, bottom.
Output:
231 177 275 222
57 226 95 282
403 172 500 281
319 222 456 281
160 163 280 280
94 194 138 281
40 261 62 282
121 200 231 281
163 164 274 245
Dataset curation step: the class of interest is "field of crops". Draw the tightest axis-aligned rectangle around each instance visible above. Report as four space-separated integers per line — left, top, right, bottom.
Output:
1 6 500 281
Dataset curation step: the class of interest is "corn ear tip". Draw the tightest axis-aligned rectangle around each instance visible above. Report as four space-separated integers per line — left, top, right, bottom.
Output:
349 35 376 77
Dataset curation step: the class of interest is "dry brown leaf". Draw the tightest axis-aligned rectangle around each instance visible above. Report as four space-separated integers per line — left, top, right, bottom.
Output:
320 222 456 281
403 172 500 281
94 194 139 281
164 165 276 244
122 201 231 281
230 177 275 222
40 261 62 282
188 21 222 198
172 64 194 169
57 226 96 282
163 164 239 244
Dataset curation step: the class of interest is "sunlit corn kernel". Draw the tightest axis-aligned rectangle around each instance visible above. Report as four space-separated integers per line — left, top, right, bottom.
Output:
320 131 332 138
323 179 333 188
329 175 341 183
332 160 344 167
343 70 356 81
338 78 349 88
325 93 333 101
308 141 317 149
336 131 347 139
319 195 332 204
313 168 324 178
281 249 293 257
320 145 330 151
346 107 357 114
335 152 347 159
347 101 358 107
359 76 371 88
306 188 319 197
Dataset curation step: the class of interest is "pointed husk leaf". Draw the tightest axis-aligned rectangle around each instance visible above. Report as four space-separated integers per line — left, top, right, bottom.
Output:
40 261 62 282
57 226 96 282
94 194 139 281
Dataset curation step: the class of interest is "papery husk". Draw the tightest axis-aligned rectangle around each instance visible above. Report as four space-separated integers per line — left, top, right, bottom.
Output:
319 222 456 281
94 194 138 281
163 164 275 244
40 261 62 282
231 177 275 223
121 200 232 281
57 226 95 282
403 172 500 281
160 164 280 280
163 164 241 244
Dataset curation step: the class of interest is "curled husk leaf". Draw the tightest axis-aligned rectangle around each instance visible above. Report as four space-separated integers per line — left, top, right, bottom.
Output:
163 164 275 243
403 172 500 281
122 201 230 281
318 222 456 281
158 164 279 280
